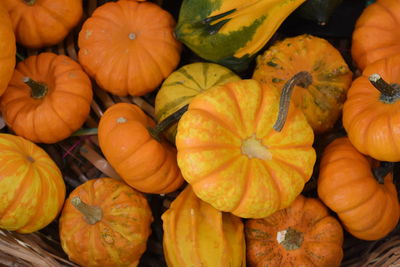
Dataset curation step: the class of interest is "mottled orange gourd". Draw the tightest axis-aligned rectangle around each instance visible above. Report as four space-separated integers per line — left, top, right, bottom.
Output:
253 34 352 133
0 52 93 144
78 0 181 96
0 133 66 233
318 137 400 240
352 0 400 70
2 0 82 48
0 4 16 96
176 79 316 218
98 103 184 194
245 195 344 267
59 178 153 267
162 186 246 267
343 54 400 162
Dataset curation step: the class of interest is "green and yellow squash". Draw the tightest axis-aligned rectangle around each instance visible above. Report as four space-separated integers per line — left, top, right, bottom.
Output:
155 62 240 143
175 0 307 71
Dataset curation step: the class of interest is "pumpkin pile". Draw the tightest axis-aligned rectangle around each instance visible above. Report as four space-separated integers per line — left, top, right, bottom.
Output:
0 0 399 267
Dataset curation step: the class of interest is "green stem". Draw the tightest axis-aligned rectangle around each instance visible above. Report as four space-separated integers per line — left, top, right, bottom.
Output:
16 52 25 62
23 0 36 6
148 104 189 142
71 196 103 225
372 162 395 184
368 74 400 103
273 71 313 132
23 77 48 99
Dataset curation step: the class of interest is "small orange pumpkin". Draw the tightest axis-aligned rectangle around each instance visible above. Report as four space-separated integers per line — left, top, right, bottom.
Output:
0 52 93 144
98 102 184 194
343 54 400 162
245 195 344 267
0 133 66 233
2 0 82 48
176 79 316 218
352 0 400 70
59 177 153 267
318 137 400 240
78 0 181 96
0 4 16 96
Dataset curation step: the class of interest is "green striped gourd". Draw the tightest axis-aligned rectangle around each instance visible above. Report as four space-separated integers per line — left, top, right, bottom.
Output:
175 0 306 71
155 62 240 144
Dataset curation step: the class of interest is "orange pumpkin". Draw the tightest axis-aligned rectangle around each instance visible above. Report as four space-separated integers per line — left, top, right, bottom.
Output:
343 54 400 162
318 137 400 240
0 133 66 233
2 0 82 48
246 195 344 267
0 4 16 96
253 34 353 133
176 79 316 218
162 186 246 267
98 102 184 194
0 52 93 144
352 0 400 70
78 0 181 96
59 177 153 267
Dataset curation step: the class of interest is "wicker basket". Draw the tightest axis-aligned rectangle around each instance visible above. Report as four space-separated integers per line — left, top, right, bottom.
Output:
1 0 399 266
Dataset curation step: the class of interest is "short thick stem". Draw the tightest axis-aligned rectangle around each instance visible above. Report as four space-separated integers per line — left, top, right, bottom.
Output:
23 77 48 99
368 74 400 103
71 196 103 225
372 162 395 184
148 104 189 141
277 227 304 251
273 71 313 132
23 0 36 6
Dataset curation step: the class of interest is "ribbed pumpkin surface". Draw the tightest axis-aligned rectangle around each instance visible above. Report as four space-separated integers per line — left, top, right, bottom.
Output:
176 79 316 218
155 62 240 143
162 186 246 267
0 4 15 96
0 133 66 233
59 178 153 267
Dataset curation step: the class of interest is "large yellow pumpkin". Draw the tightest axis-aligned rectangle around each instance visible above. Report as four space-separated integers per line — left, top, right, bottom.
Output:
0 133 66 233
0 4 16 96
176 79 316 218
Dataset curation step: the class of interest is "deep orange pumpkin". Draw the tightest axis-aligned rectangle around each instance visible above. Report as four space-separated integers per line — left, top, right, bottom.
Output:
2 0 82 48
318 137 400 240
352 0 400 70
98 102 184 194
343 54 400 162
0 133 66 233
59 177 153 267
0 4 16 96
78 0 181 96
246 195 344 266
0 52 93 144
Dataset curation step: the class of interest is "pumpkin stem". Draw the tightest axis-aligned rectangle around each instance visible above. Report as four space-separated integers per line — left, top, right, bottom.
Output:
368 74 400 103
71 196 103 225
273 71 313 132
372 162 395 184
23 77 48 99
23 0 36 5
148 104 189 142
277 227 304 251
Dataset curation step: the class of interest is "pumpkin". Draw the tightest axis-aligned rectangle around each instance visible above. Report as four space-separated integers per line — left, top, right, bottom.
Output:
253 34 353 133
162 186 246 267
0 133 66 233
0 4 16 96
0 52 93 144
318 137 400 240
343 54 400 162
2 0 82 48
296 0 343 25
351 0 400 70
98 102 184 194
246 194 344 266
154 62 240 144
175 0 306 72
59 177 153 267
78 0 181 96
175 79 316 218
